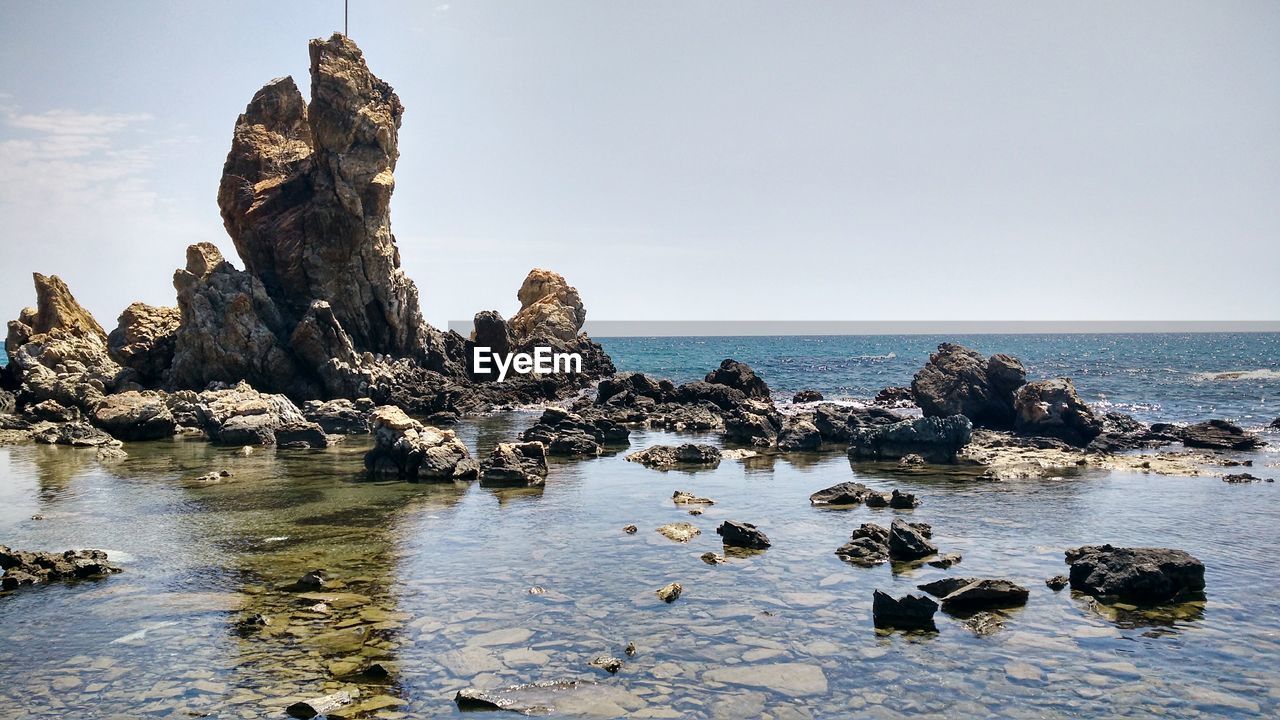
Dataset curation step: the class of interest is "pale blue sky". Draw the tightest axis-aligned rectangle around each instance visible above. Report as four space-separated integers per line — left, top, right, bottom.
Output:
1 1 1277 329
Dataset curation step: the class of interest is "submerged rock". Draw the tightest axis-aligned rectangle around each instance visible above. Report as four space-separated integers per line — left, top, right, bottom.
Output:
716 520 771 550
364 405 471 480
626 443 720 469
912 343 1025 429
655 523 700 543
848 415 973 463
1013 378 1102 446
672 490 715 505
588 656 623 674
285 691 352 719
872 590 938 631
1065 544 1206 604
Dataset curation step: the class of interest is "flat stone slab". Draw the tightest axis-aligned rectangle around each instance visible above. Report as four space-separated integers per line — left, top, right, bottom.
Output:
702 662 828 696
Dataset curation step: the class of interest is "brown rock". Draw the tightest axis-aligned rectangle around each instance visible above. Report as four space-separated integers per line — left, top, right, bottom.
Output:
508 269 587 343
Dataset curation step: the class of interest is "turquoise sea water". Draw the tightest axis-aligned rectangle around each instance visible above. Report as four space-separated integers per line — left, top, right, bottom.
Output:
599 333 1280 427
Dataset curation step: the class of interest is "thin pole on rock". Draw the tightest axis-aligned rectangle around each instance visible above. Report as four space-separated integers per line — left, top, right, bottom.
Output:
344 0 349 36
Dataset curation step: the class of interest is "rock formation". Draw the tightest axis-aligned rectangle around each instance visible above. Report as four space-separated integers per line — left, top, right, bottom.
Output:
912 343 1025 429
509 269 586 343
1065 545 1205 604
1013 378 1102 446
848 415 973 463
107 302 180 386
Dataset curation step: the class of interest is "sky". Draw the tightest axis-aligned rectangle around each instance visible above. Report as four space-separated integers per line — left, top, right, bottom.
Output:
1 1 1277 331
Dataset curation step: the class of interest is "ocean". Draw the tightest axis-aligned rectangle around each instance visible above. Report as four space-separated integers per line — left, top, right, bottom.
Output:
600 333 1280 427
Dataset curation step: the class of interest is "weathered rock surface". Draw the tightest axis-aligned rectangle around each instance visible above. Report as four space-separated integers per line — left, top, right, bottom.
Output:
1179 419 1265 451
1013 378 1102 446
835 523 891 566
848 415 973 463
723 401 782 448
912 343 1025 428
0 546 121 590
107 303 180 387
90 391 177 441
655 523 700 543
888 518 937 560
302 398 373 434
917 577 980 598
5 273 105 354
874 386 915 407
704 359 771 400
938 579 1030 610
1065 544 1206 604
810 482 874 506
480 441 548 487
171 381 326 447
508 269 586 343
716 520 771 549
656 582 683 603
777 417 822 451
872 590 938 631
30 421 118 448
364 405 471 480
626 443 720 469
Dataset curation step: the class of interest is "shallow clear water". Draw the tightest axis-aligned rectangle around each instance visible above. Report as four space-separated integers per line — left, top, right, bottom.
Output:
599 333 1280 426
2 416 1278 719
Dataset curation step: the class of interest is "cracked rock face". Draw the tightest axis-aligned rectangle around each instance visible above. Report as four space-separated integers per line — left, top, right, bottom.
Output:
107 302 180 387
509 269 586 343
216 34 433 361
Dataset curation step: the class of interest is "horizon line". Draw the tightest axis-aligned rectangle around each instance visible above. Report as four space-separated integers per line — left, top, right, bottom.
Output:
447 320 1280 337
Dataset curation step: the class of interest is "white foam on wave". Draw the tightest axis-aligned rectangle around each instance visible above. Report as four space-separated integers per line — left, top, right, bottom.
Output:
1193 369 1280 382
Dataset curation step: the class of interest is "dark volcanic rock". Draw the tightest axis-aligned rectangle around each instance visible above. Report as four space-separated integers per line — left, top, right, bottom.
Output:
777 417 822 451
835 523 890 566
1180 419 1265 451
917 577 980 598
480 441 548 487
704 359 770 400
792 389 824 403
888 518 937 561
873 386 915 407
848 415 973 463
872 590 938 631
0 546 122 590
674 380 745 410
810 482 873 506
1065 544 1206 604
888 489 920 509
626 443 721 469
911 343 1025 429
1046 575 1069 591
723 403 782 447
467 310 514 381
716 520 771 549
1013 378 1102 446
939 579 1030 610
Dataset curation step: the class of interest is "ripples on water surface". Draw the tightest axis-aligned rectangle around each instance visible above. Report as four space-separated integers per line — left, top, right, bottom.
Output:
1 413 1278 718
600 333 1280 425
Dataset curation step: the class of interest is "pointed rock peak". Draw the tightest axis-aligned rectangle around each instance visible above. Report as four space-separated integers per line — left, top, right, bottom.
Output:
307 32 402 158
510 269 587 343
184 243 227 279
27 272 106 340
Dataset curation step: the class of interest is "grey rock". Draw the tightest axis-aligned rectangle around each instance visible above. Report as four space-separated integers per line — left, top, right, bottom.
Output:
1065 544 1205 604
849 414 973 463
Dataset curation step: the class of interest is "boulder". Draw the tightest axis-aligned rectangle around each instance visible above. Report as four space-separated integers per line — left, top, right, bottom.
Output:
871 590 938 631
364 406 471 480
302 398 373 434
520 406 626 457
180 382 326 447
90 391 177 441
704 359 770 399
777 417 822 451
809 482 873 506
834 523 890 566
596 372 672 405
480 441 548 487
1065 544 1205 604
1013 378 1102 446
939 579 1030 610
107 302 180 386
873 386 915 407
792 390 824 403
674 380 746 410
1180 419 1265 451
911 343 1025 428
626 443 721 469
888 518 937 561
723 403 782 447
848 415 972 463
917 577 980 598
468 310 514 381
30 421 118 447
716 520 771 550
508 269 587 343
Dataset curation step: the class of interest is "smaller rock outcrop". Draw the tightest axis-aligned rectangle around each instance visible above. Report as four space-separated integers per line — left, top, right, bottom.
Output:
792 389 824 403
0 546 121 590
626 443 720 469
171 381 326 447
716 520 771 550
887 518 937 560
509 269 587 343
938 579 1030 611
1013 378 1102 446
1179 420 1265 451
705 359 771 400
912 343 1025 429
1065 544 1205 604
777 417 822 451
872 590 938 631
90 391 176 441
302 398 374 434
480 441 548 487
810 482 874 506
835 523 891 566
364 406 472 480
848 415 973 463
